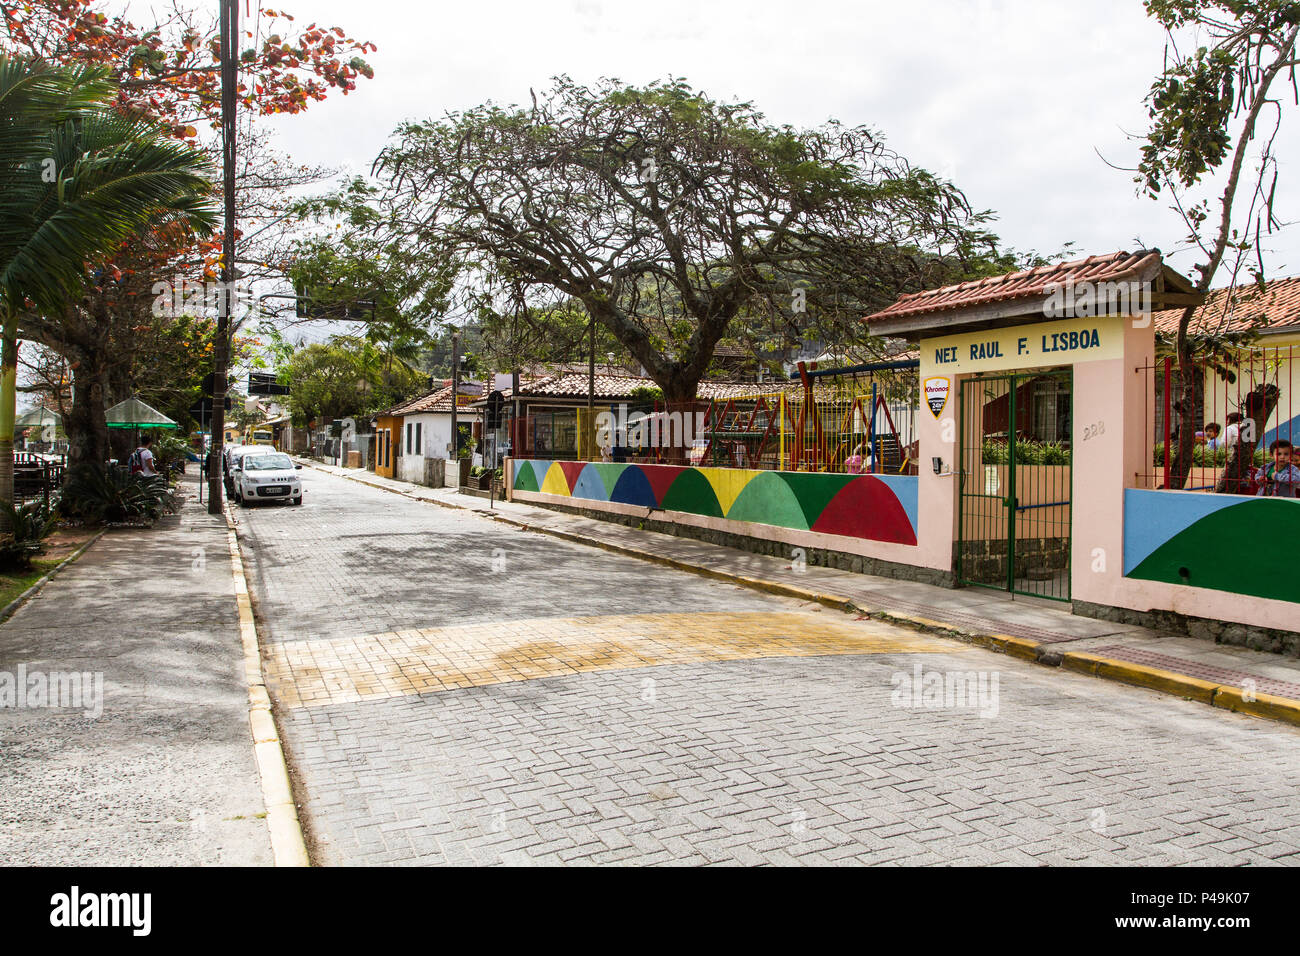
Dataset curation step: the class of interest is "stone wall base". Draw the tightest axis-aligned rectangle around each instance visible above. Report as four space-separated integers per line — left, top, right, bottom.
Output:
1072 600 1300 657
520 498 955 588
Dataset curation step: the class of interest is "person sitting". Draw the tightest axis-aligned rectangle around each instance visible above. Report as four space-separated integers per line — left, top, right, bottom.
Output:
1203 422 1222 450
845 444 866 475
1255 439 1300 498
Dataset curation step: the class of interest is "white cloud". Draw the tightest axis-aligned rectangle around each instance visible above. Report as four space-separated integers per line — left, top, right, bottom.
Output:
256 0 1300 282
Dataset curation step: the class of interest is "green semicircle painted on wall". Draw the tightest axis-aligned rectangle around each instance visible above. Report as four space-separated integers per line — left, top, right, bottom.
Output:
726 471 809 529
659 468 724 518
776 472 857 529
513 460 540 492
1128 497 1300 603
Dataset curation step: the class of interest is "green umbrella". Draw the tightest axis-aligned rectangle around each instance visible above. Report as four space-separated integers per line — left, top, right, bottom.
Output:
15 407 61 429
104 396 178 429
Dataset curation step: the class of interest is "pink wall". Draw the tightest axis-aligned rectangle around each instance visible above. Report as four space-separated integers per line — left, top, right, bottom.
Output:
916 392 956 571
1073 320 1298 631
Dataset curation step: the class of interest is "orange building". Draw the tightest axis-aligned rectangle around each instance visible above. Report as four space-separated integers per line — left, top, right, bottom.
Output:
373 412 401 478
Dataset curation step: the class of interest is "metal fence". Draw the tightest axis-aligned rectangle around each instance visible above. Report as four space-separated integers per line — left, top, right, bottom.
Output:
508 376 920 475
1140 344 1297 493
14 451 65 510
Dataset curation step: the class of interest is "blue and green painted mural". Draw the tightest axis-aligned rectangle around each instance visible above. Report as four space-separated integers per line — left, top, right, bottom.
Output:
1124 489 1300 603
513 460 919 545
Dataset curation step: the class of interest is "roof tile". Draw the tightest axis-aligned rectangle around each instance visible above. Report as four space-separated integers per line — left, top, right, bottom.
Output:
863 250 1164 323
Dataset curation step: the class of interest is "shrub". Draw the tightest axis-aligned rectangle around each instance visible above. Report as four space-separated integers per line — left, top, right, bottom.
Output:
1013 441 1044 465
981 440 1009 465
629 385 664 403
1041 442 1071 465
60 464 179 525
0 500 59 571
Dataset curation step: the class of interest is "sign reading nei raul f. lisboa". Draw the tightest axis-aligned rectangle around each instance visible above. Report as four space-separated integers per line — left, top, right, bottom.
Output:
919 315 1124 377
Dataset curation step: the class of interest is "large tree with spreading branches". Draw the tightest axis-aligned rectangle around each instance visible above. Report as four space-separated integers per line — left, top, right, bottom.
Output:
368 76 1002 402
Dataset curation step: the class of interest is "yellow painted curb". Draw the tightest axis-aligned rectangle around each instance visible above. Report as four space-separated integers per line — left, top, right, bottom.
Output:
1062 652 1220 705
1211 686 1300 727
223 506 311 867
986 634 1043 662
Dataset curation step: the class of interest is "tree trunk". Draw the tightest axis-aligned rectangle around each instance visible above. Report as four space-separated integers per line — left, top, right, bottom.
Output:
1168 337 1197 490
0 307 18 522
1215 385 1278 494
67 350 109 472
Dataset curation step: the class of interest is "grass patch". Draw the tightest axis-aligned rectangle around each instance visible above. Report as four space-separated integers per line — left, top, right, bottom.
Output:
0 557 60 608
0 527 98 610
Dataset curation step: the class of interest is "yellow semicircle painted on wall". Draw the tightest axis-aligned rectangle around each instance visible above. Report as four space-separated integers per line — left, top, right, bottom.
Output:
695 467 760 516
541 462 572 496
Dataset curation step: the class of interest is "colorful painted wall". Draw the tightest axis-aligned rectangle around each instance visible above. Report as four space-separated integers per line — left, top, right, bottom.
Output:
512 460 918 546
1124 489 1300 604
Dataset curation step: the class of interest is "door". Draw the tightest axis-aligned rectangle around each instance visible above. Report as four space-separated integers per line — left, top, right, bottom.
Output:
957 368 1073 600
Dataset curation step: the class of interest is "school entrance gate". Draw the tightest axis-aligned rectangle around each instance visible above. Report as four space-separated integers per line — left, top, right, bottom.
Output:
957 368 1073 600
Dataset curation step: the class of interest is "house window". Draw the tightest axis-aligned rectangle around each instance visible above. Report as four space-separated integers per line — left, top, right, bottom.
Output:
414 422 422 456
406 422 413 456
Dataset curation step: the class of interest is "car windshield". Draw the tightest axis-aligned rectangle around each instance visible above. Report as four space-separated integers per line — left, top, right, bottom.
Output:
243 454 293 471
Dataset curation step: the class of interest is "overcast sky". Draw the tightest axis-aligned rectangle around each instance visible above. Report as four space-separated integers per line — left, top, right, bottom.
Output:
256 0 1300 283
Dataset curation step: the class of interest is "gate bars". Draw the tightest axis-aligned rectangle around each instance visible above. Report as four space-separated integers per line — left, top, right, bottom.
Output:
958 369 1073 601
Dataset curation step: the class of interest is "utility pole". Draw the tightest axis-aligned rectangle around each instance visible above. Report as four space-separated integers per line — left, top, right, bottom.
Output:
587 315 595 460
208 0 238 514
450 330 460 475
588 316 595 411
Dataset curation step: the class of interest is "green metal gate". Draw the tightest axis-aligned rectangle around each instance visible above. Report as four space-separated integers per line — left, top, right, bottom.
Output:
957 368 1073 601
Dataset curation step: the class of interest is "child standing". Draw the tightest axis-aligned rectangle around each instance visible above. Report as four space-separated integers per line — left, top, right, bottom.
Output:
1255 440 1300 498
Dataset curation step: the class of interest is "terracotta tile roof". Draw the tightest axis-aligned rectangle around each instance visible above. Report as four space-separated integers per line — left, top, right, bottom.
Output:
383 381 482 416
515 373 640 399
698 380 798 400
514 373 797 401
863 250 1165 324
1152 276 1300 336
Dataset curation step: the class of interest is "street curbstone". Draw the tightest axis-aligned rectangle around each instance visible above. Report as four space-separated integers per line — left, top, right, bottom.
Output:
0 529 105 626
1061 651 1219 705
1211 685 1300 727
222 502 311 867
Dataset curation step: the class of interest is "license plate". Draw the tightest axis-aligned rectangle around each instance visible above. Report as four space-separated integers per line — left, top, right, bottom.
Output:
262 486 287 496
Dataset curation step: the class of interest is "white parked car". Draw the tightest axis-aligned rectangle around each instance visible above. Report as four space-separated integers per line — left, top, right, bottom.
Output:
233 451 303 506
223 443 277 497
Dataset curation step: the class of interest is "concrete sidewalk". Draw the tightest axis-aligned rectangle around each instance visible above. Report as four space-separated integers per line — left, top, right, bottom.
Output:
308 460 1300 726
0 474 273 865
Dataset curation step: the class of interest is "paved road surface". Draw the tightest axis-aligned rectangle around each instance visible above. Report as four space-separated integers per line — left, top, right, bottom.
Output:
236 468 1300 865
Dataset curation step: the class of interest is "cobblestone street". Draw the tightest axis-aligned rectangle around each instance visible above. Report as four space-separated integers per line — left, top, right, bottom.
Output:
237 468 1300 865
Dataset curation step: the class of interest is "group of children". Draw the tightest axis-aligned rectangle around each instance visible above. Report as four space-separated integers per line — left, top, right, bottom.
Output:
1198 416 1300 497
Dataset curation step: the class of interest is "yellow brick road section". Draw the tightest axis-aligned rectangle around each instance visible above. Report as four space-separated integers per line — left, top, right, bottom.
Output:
265 611 955 709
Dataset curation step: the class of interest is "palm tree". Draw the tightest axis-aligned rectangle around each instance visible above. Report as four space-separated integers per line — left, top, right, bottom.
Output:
0 54 216 509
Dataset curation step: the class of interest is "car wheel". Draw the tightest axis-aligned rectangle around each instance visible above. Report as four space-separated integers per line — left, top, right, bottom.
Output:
292 496 302 506
239 493 251 507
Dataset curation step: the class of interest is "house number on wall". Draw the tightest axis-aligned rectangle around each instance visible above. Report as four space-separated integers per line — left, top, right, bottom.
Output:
1082 421 1105 441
